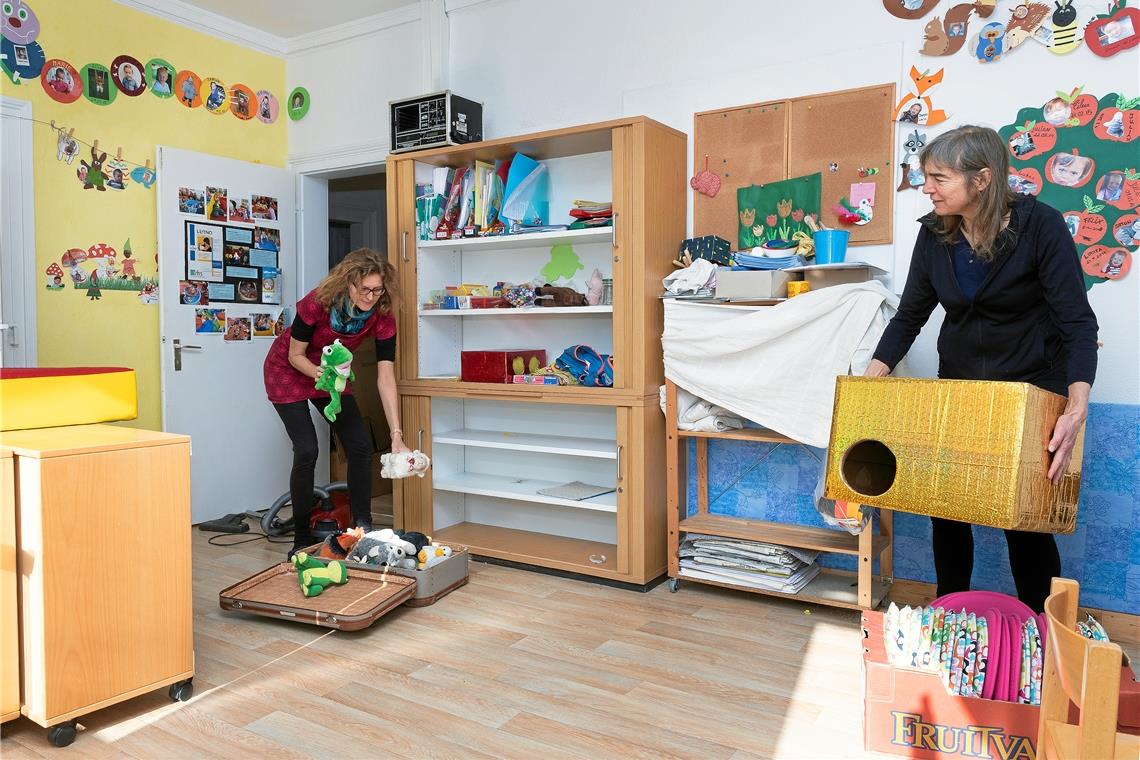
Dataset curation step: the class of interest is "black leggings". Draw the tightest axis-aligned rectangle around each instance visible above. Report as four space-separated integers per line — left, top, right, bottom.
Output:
930 517 1061 613
273 395 373 548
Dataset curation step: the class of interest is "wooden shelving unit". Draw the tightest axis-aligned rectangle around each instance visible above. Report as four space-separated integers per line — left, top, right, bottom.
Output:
388 116 687 587
665 379 893 609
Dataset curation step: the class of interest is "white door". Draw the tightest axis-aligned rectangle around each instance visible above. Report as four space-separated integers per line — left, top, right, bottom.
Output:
0 96 37 367
157 146 302 524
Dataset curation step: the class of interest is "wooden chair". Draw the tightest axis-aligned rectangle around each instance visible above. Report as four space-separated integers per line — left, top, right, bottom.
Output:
1038 578 1139 759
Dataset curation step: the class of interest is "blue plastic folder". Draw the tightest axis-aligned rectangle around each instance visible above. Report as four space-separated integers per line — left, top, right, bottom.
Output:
502 152 549 226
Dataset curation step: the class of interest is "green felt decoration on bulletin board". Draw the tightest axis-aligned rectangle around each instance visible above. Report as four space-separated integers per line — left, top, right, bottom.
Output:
999 90 1140 288
736 172 822 250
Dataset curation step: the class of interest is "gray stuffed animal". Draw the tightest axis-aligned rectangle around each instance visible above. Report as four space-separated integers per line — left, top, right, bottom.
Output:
346 535 417 569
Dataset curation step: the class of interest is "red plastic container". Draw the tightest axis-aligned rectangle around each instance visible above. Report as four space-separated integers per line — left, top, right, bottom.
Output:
460 349 546 383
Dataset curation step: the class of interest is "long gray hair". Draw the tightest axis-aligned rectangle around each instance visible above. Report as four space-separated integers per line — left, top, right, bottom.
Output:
921 125 1018 259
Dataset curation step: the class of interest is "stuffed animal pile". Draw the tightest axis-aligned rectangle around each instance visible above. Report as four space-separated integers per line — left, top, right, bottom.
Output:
380 450 431 479
315 526 454 571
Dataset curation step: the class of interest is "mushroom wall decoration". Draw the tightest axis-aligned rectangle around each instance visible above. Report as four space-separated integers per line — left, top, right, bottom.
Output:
87 243 118 276
44 262 64 289
59 248 88 284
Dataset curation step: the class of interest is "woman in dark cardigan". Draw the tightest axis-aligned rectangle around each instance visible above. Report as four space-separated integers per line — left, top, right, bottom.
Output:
866 125 1099 613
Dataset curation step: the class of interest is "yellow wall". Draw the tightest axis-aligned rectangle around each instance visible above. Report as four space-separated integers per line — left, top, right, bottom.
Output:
0 0 286 430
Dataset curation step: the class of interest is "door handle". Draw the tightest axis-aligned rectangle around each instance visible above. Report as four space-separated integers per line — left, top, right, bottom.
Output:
0 323 16 347
173 338 202 371
402 231 409 262
612 211 621 263
616 443 624 493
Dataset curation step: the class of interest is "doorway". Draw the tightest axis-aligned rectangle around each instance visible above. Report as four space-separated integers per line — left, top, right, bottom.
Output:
328 171 387 268
0 96 38 367
325 169 394 520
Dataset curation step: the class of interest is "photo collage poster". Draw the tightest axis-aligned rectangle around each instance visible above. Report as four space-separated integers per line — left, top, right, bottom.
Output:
178 185 285 342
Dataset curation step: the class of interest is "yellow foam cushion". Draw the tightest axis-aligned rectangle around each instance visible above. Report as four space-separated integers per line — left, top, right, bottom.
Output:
0 368 137 431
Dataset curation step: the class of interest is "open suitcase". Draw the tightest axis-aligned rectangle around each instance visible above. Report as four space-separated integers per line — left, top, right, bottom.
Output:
303 541 470 607
219 563 416 631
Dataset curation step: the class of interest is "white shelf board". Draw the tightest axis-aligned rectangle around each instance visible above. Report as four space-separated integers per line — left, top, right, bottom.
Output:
433 472 617 512
417 227 612 251
432 428 617 459
419 305 613 317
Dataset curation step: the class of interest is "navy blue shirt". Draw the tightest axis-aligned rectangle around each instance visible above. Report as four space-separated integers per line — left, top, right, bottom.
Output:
952 237 992 302
873 195 1098 395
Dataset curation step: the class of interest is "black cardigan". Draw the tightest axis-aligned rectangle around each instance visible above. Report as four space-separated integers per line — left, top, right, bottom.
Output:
873 195 1098 396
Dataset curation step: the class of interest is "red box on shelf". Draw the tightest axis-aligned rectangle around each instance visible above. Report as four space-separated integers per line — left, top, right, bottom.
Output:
461 349 546 383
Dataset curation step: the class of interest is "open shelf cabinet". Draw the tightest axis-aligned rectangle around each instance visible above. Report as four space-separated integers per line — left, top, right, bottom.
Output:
665 380 894 609
388 117 686 586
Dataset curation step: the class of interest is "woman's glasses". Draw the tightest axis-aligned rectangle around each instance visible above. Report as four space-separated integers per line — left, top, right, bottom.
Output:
356 284 385 299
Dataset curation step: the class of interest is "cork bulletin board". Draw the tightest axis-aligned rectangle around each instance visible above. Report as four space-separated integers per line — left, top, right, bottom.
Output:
694 83 896 247
692 103 788 251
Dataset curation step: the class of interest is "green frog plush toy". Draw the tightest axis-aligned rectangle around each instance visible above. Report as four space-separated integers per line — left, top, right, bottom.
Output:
314 339 355 422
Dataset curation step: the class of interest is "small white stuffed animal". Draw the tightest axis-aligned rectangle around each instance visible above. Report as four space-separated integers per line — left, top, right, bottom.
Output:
417 543 453 570
380 449 430 479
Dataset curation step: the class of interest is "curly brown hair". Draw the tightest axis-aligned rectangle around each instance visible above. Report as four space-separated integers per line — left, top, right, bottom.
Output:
314 248 397 314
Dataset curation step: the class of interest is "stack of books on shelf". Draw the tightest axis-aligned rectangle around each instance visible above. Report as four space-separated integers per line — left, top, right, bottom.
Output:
678 533 820 593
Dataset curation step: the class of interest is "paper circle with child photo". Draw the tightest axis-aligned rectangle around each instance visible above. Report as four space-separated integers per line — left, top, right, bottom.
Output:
40 58 81 103
111 55 146 96
81 63 117 105
255 89 279 124
230 83 256 120
174 69 201 108
146 58 175 98
287 86 310 121
1044 152 1095 188
202 77 229 114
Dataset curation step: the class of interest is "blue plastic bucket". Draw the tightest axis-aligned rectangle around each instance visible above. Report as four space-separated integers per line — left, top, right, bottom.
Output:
813 230 850 264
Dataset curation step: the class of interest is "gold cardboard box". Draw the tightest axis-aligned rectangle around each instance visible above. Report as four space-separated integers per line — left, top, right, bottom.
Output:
824 377 1082 533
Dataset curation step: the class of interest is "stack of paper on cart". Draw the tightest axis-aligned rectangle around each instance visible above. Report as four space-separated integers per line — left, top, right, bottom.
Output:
678 533 820 593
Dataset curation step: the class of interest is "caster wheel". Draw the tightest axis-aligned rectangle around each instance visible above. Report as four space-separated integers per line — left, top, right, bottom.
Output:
169 679 194 702
668 578 680 593
48 721 78 748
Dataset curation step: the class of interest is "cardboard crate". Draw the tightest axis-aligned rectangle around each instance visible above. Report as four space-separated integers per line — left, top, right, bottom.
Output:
825 378 1083 533
862 611 1138 759
715 269 799 299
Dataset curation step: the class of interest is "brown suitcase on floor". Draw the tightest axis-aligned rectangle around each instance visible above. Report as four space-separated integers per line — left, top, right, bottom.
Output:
219 563 415 631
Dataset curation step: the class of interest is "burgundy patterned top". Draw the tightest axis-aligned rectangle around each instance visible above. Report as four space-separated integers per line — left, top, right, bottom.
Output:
263 291 396 404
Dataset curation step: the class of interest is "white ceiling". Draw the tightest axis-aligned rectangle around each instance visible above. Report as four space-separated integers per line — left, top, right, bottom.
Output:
173 0 418 38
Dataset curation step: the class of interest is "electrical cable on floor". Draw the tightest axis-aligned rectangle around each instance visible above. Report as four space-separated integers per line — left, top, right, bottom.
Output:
206 532 292 548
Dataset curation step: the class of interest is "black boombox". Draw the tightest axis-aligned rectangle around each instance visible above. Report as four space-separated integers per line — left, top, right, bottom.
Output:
389 90 483 154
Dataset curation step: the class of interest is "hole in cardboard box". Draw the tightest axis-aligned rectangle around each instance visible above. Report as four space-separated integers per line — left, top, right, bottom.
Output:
841 439 896 496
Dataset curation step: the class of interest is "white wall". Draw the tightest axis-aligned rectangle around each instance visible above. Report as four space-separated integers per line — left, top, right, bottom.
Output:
446 0 1140 405
287 14 428 173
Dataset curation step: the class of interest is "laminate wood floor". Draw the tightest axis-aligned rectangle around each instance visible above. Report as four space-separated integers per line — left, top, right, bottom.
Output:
2 529 1123 759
